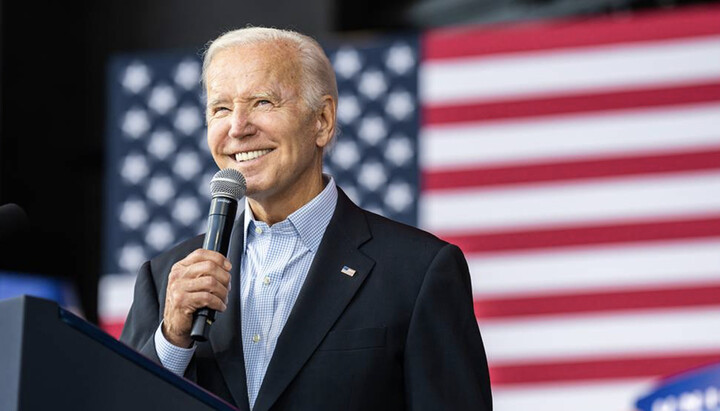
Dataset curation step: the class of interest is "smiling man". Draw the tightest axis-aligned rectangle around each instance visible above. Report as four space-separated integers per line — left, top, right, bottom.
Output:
121 27 492 411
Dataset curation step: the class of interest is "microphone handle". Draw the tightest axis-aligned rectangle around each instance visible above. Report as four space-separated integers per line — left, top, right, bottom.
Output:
190 197 238 342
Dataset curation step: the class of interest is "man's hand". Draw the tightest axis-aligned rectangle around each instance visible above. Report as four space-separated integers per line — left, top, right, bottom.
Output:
162 249 232 348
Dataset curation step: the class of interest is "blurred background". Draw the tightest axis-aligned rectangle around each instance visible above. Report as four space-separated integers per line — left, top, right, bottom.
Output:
1 0 719 409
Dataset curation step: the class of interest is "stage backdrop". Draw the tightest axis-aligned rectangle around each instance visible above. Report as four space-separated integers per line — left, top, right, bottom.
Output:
101 5 720 410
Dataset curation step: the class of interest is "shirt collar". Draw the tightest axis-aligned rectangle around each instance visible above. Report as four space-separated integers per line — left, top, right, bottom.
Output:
243 175 338 253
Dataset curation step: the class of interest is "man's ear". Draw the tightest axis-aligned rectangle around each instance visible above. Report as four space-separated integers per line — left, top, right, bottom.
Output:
315 95 336 149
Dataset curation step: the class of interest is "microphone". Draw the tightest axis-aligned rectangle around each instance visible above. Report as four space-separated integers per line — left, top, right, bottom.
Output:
190 168 246 342
0 203 29 241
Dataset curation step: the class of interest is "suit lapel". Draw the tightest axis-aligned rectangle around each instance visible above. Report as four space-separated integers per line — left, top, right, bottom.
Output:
210 213 251 411
253 191 375 411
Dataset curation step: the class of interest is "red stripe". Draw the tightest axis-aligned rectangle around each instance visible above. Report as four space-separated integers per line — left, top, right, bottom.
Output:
441 216 720 254
475 282 720 319
99 321 124 339
490 352 720 385
423 82 720 125
423 148 720 191
424 5 720 60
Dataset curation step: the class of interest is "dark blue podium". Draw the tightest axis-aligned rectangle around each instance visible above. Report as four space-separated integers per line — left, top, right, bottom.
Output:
0 295 237 410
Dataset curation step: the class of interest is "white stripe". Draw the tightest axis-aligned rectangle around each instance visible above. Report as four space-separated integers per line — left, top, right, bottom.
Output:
420 170 720 232
420 103 720 170
420 36 720 105
493 379 654 411
481 307 720 362
98 273 137 320
468 239 720 297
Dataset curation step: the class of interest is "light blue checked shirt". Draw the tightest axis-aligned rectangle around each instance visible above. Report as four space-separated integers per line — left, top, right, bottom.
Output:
155 177 338 409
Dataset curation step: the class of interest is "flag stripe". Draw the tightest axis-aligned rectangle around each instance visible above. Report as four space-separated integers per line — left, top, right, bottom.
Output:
442 215 720 254
100 321 125 339
422 171 720 232
468 239 720 296
422 36 720 105
99 273 137 319
475 282 720 319
421 103 720 170
493 379 653 411
490 352 720 385
423 147 720 191
424 5 720 60
481 307 720 361
423 81 720 125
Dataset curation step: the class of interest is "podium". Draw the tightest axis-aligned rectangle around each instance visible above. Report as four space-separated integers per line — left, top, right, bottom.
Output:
0 295 237 410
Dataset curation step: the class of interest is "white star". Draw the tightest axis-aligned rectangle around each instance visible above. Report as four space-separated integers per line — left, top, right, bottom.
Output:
384 181 414 212
385 90 415 121
385 44 415 75
357 161 387 191
358 70 387 100
385 135 413 167
121 62 151 94
175 59 200 90
173 151 202 180
198 170 215 199
174 106 202 135
147 129 176 160
145 220 175 251
148 84 177 114
357 116 387 146
121 109 150 139
146 175 176 205
337 94 361 124
119 199 148 229
118 243 147 273
333 48 362 79
330 140 360 170
121 154 149 184
172 196 202 226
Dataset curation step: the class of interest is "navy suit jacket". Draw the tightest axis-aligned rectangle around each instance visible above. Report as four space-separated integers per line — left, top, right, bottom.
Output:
120 189 492 410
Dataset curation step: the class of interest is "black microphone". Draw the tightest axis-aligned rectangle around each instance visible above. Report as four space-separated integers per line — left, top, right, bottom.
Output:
190 168 246 342
0 203 29 241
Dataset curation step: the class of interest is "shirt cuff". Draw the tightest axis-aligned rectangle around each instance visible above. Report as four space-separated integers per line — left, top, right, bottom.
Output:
154 321 196 376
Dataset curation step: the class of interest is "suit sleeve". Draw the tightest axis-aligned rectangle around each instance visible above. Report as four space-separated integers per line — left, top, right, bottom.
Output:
119 260 163 363
404 243 493 410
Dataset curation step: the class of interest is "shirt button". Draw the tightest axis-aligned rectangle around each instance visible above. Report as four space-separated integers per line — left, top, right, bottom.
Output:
254 227 263 234
252 334 261 343
263 276 271 285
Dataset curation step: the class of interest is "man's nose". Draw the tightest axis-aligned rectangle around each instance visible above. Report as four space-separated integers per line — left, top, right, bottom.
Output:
228 109 255 138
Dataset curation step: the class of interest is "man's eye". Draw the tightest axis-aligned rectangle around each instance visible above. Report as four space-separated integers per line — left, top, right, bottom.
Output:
257 99 271 106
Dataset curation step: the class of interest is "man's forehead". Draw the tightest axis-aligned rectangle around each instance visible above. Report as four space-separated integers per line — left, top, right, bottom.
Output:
211 41 298 71
205 44 300 96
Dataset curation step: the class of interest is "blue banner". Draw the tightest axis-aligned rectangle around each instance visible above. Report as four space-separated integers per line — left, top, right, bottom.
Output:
637 362 720 411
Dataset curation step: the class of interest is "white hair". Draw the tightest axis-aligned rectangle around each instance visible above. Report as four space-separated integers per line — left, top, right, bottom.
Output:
202 27 338 113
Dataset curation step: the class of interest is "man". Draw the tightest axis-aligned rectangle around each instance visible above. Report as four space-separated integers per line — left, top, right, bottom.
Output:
121 27 492 411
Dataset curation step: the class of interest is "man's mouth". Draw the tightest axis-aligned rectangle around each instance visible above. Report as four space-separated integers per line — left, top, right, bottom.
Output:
234 149 272 162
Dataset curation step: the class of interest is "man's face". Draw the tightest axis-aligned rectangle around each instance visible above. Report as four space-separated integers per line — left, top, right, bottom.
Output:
205 43 329 202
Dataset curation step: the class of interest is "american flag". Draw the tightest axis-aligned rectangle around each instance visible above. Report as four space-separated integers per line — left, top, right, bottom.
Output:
101 5 720 410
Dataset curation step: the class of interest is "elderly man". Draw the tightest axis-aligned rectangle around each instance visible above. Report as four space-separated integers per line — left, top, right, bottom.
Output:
121 27 492 411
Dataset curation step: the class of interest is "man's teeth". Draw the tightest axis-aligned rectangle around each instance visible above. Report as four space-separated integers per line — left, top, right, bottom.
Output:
235 149 271 162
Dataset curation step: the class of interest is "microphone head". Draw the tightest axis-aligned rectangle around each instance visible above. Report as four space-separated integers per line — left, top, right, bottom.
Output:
0 203 29 240
210 169 246 201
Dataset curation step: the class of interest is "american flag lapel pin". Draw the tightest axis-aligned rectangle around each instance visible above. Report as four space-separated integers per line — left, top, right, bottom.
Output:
340 266 356 277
